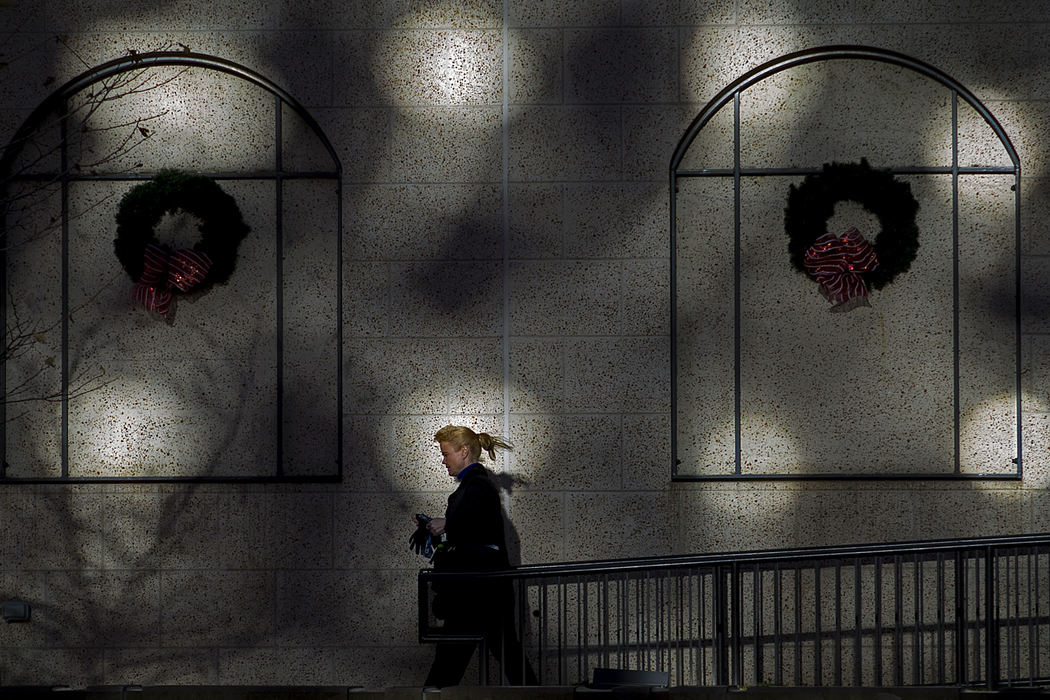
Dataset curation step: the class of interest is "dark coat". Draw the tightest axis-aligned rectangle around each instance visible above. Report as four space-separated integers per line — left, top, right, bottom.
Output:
439 463 509 572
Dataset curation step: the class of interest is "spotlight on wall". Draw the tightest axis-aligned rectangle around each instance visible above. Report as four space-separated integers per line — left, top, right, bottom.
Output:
2 600 31 622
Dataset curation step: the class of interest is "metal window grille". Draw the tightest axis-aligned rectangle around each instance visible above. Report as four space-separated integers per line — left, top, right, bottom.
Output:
670 45 1022 481
0 52 343 483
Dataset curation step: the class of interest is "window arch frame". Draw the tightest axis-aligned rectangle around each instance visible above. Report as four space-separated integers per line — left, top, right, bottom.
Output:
669 44 1022 481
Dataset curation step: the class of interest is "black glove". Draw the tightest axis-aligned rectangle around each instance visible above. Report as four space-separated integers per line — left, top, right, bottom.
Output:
409 525 430 555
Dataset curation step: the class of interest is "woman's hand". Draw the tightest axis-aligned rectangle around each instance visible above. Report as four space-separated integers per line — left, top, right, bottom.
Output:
428 517 446 536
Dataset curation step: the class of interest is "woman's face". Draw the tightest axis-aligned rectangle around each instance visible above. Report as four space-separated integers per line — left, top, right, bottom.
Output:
439 440 470 477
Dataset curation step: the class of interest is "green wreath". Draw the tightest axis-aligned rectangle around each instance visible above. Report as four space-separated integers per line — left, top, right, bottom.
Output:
114 169 250 286
785 159 919 290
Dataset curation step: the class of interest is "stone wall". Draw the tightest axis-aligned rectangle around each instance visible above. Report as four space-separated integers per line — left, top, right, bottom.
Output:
1 0 1049 689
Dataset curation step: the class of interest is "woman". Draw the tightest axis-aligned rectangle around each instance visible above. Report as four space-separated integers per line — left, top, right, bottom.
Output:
417 425 536 688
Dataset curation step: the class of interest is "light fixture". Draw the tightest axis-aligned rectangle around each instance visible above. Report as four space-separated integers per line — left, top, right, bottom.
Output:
2 600 31 623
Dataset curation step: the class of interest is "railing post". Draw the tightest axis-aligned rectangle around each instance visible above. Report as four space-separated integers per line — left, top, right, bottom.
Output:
731 562 743 688
714 564 730 685
955 551 967 684
985 546 1000 688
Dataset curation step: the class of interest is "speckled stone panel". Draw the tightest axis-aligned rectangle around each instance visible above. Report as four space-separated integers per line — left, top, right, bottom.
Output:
562 337 669 413
737 61 953 169
856 23 1050 103
675 178 735 477
321 108 395 181
733 25 865 76
508 183 564 258
1023 256 1050 334
0 647 104 688
161 569 276 647
508 106 622 182
0 570 50 648
335 491 450 571
387 107 503 182
660 0 737 25
61 66 276 175
0 32 52 110
99 490 334 570
738 0 851 24
678 27 745 105
509 28 562 105
563 28 678 104
623 413 672 490
1023 336 1050 413
281 103 342 173
282 180 341 476
672 100 736 173
300 0 502 30
329 645 437 688
509 413 623 490
50 569 163 647
3 180 63 477
508 0 621 28
1022 177 1050 256
275 568 417 646
957 176 1018 474
508 337 565 413
42 0 274 32
562 183 666 258
389 263 504 336
4 489 104 569
347 183 503 261
912 486 1027 540
621 259 669 336
367 30 502 106
344 337 503 420
508 260 622 335
853 0 1050 23
218 646 333 685
103 647 220 685
506 490 566 564
565 492 672 560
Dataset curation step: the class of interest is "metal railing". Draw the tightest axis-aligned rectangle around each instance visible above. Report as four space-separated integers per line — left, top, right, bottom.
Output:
419 534 1050 688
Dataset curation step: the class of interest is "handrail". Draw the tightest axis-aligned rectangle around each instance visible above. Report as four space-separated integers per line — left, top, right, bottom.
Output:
421 532 1050 579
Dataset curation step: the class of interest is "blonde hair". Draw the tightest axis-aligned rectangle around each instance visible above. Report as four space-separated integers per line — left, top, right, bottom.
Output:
434 424 512 463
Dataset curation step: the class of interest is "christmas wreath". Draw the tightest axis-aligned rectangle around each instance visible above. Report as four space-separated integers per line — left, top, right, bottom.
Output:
114 170 250 319
785 159 919 307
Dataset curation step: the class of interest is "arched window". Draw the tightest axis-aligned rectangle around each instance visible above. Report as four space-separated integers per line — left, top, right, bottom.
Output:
1 52 343 483
671 46 1021 481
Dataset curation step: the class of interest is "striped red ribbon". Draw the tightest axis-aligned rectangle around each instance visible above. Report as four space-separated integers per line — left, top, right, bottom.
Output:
131 243 213 318
803 227 879 306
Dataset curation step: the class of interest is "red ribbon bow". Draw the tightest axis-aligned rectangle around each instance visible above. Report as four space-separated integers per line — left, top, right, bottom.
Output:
803 227 879 307
131 242 213 318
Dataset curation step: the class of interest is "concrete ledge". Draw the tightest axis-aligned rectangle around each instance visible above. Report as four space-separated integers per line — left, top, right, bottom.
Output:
2 686 1046 700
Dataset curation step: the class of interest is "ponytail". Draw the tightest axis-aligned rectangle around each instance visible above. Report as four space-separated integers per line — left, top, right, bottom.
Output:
476 432 513 462
435 424 513 463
